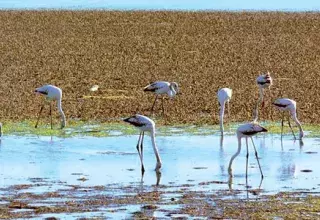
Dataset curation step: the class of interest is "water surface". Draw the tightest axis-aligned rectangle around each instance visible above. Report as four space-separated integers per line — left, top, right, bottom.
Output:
0 134 318 194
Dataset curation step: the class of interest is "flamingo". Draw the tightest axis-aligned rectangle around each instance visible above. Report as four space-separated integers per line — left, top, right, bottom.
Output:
228 123 268 180
143 81 179 115
35 84 66 129
254 72 273 122
217 88 232 135
123 114 162 174
272 98 304 140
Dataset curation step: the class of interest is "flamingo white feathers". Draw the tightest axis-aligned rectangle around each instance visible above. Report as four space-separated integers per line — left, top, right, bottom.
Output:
217 88 232 135
123 114 162 174
254 72 273 122
35 84 66 129
228 123 268 179
144 81 179 114
272 98 304 140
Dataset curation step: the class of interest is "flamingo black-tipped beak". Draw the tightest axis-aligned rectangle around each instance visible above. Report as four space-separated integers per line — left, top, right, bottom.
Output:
261 127 268 132
35 90 48 95
123 117 130 123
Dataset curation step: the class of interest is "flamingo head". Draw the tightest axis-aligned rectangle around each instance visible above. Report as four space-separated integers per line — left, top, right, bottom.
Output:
35 88 48 95
170 82 179 94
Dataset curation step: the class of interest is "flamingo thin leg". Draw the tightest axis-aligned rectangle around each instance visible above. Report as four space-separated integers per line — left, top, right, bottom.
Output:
245 137 249 188
150 95 158 114
156 170 161 186
35 104 45 128
245 138 249 179
281 112 284 139
250 137 264 179
161 97 165 116
136 132 145 174
140 131 144 170
269 89 273 120
50 103 53 129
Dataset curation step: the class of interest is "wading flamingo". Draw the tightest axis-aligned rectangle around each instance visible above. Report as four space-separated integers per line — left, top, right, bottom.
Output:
35 85 66 129
228 123 268 180
217 88 232 135
272 98 304 140
123 114 162 174
144 81 179 115
254 72 273 122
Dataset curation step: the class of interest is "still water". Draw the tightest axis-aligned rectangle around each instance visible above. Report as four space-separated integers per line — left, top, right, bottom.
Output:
0 133 318 194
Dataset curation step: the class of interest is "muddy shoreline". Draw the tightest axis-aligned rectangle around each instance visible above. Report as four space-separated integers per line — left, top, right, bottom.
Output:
1 181 320 219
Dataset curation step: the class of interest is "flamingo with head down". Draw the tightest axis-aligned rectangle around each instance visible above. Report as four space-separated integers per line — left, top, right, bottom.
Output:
228 122 268 180
35 84 66 129
123 114 162 175
217 88 232 135
272 98 304 140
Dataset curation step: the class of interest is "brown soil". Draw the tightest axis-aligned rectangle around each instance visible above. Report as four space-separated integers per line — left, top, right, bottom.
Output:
0 11 319 124
1 182 319 219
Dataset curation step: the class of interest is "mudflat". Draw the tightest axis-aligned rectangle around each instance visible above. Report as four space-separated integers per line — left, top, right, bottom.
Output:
0 11 319 124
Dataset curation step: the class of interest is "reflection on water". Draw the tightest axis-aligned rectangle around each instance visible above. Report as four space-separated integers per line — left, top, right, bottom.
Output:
227 135 264 193
140 170 161 187
0 134 319 195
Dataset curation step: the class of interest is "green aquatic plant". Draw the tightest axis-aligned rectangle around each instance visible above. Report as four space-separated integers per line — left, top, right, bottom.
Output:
1 119 320 137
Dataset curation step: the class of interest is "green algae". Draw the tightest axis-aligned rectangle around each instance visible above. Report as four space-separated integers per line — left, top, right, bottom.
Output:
1 119 320 137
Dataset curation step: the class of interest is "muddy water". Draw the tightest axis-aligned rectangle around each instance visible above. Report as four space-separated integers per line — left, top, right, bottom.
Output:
0 133 319 194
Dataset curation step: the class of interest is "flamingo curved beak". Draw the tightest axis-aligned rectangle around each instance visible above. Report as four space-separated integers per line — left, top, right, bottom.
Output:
35 90 48 95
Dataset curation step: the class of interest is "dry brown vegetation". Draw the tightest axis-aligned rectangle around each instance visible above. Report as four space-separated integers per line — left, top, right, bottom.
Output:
0 11 319 124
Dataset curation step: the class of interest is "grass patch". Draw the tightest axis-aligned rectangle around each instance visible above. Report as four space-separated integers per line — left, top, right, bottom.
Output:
1 119 320 137
2 120 136 138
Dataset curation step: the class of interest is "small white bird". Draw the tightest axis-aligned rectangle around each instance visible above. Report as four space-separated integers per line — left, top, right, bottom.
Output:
144 81 179 115
228 123 268 179
217 88 232 135
272 98 304 140
254 72 273 122
123 114 162 174
35 84 66 129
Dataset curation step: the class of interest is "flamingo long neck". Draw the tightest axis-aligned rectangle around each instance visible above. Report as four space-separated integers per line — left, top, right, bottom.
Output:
253 88 264 122
291 110 304 139
219 101 226 134
57 98 66 128
228 135 242 175
168 86 177 97
150 130 162 164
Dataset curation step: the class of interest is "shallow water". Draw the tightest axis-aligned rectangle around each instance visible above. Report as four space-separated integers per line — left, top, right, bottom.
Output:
1 132 319 218
0 133 319 194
